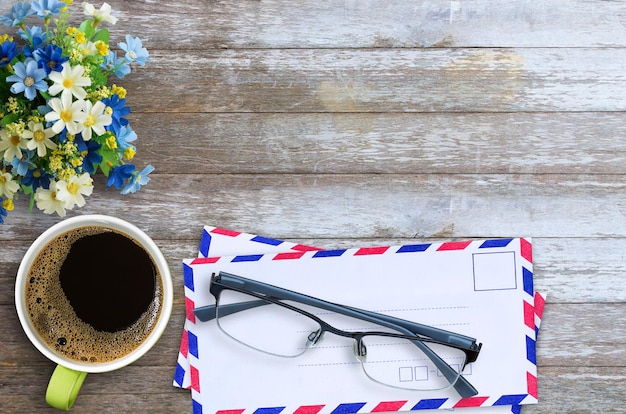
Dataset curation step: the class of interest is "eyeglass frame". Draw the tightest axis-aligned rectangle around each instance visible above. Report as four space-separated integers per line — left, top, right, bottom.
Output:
193 271 482 398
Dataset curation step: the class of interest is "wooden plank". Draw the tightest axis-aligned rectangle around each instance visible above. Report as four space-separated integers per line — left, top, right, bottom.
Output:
2 174 626 240
3 302 625 367
537 303 626 367
3 0 625 49
3 238 626 305
8 365 624 414
122 48 626 113
1 365 624 413
0 380 190 413
529 367 626 413
128 112 626 174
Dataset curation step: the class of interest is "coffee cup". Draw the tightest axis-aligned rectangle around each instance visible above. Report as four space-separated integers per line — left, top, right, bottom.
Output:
15 215 173 410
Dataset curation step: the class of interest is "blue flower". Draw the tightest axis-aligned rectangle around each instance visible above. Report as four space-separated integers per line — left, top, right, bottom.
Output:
107 164 135 189
33 44 67 74
10 150 36 176
121 164 153 195
1 1 35 27
0 197 7 224
22 167 52 190
31 0 65 19
102 51 131 78
118 35 150 66
116 125 137 150
0 41 19 67
6 59 48 100
102 94 130 135
80 139 102 174
19 26 48 57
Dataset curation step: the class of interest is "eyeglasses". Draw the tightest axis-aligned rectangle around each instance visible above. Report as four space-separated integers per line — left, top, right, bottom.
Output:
193 271 482 398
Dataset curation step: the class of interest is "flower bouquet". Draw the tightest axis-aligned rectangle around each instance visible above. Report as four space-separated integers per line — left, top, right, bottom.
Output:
0 0 153 223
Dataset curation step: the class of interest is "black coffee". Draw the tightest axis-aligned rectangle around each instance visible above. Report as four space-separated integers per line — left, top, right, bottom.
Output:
59 232 156 333
26 226 163 364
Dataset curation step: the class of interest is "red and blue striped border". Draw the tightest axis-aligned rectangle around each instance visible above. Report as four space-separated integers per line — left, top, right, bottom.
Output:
200 227 320 258
188 238 537 413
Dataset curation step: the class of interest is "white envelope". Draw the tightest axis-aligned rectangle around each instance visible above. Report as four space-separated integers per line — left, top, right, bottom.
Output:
174 226 321 389
183 238 539 413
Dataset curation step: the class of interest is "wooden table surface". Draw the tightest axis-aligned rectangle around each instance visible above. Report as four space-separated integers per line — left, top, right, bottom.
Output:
1 1 625 412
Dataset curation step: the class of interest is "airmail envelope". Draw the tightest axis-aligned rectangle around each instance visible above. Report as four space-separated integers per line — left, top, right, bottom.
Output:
174 227 321 390
183 238 538 413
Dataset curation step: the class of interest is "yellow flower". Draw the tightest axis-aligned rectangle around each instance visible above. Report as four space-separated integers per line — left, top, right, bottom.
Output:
6 121 25 136
49 155 63 172
62 0 73 9
75 32 86 44
123 147 136 160
88 86 109 101
66 27 78 36
57 167 76 182
27 113 46 123
69 49 81 61
71 157 83 168
62 142 77 156
0 34 13 43
111 84 127 98
95 40 109 56
2 198 14 211
7 97 19 113
106 136 117 149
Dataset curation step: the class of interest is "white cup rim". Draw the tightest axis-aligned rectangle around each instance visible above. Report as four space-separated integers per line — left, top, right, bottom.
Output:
15 214 173 373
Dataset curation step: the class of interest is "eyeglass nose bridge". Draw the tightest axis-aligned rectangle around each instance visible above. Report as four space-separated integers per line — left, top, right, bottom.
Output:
306 329 324 347
352 337 367 362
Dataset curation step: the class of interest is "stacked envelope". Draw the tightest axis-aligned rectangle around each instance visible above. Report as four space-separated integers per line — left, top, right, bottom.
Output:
173 226 545 414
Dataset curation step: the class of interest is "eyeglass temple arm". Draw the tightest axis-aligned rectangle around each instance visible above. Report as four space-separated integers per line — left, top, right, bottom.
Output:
194 300 268 322
194 272 480 398
197 272 480 355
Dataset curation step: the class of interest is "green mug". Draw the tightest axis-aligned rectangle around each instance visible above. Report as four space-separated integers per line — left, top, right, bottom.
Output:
15 215 173 410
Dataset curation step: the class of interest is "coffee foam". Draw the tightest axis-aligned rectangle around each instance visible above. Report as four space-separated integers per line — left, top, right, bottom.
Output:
26 226 163 364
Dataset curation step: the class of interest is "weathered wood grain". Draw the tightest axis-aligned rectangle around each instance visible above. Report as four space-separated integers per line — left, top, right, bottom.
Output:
3 173 626 241
128 112 626 175
1 367 625 413
118 48 626 113
3 0 626 49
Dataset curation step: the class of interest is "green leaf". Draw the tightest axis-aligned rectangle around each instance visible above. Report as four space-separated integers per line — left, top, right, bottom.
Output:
93 28 110 44
2 113 20 126
97 147 120 176
78 20 96 39
21 184 34 195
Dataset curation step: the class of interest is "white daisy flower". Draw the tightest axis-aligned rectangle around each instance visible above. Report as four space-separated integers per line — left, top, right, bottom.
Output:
81 100 112 141
45 94 87 135
35 180 68 217
83 2 118 25
55 173 94 209
23 122 57 157
0 129 28 162
0 171 20 199
48 62 92 101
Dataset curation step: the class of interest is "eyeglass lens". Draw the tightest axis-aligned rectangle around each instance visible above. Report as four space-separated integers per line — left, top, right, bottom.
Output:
215 289 467 391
